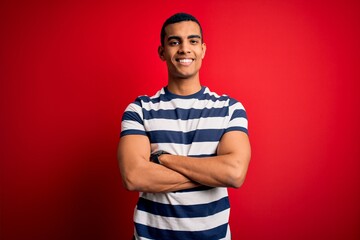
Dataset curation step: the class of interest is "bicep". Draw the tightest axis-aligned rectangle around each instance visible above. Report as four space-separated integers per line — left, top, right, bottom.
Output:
217 131 251 160
216 131 251 187
117 134 151 174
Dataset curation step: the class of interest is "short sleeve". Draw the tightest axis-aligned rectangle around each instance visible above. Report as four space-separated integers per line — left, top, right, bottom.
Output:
225 98 248 135
120 97 147 137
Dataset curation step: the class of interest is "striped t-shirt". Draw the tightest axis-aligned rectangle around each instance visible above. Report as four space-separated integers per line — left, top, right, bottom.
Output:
121 86 248 240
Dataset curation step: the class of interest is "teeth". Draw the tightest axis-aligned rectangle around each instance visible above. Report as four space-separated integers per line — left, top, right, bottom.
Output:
179 59 192 63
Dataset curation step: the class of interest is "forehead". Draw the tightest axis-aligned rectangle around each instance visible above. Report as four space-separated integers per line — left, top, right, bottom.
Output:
164 21 202 38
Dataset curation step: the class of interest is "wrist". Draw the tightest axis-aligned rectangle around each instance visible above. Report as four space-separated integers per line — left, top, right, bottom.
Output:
150 150 169 164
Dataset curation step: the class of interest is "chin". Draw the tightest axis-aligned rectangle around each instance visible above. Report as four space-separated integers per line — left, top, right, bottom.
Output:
175 73 196 79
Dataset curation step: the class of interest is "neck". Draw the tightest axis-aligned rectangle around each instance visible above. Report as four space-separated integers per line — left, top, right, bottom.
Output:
167 75 202 96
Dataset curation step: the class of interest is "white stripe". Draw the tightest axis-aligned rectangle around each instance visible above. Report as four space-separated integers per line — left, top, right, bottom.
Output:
134 208 230 231
122 120 144 132
142 98 229 111
150 142 218 156
144 117 230 132
137 237 152 240
135 231 152 240
228 118 248 129
229 101 245 113
203 87 224 98
135 235 151 240
125 104 144 119
140 187 228 205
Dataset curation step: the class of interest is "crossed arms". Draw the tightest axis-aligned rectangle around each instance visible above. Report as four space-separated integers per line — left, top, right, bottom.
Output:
117 131 251 193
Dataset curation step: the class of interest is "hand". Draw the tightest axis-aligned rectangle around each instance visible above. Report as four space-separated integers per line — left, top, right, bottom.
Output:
150 150 170 164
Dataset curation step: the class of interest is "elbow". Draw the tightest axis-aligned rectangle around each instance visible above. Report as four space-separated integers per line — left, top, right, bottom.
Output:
228 172 246 189
229 154 250 189
227 162 249 189
122 178 136 192
122 180 137 192
122 171 140 192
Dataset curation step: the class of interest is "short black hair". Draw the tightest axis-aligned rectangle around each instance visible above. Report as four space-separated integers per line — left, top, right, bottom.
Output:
160 12 203 46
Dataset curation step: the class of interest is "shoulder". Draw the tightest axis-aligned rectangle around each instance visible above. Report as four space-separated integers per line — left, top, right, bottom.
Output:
129 88 165 106
203 87 228 99
204 87 245 107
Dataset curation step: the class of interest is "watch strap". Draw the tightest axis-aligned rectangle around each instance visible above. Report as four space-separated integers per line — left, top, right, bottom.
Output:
150 150 169 164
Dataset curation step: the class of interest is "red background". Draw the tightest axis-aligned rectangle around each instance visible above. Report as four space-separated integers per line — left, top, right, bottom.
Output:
1 0 360 239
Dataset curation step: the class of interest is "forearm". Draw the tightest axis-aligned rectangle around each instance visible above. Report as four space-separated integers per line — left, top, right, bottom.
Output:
118 135 200 193
158 131 251 188
121 160 200 193
159 154 247 188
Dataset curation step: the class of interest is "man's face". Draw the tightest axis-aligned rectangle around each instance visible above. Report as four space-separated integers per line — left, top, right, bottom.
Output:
158 21 206 80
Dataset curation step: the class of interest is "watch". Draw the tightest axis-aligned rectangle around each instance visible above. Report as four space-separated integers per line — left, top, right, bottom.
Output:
150 150 169 164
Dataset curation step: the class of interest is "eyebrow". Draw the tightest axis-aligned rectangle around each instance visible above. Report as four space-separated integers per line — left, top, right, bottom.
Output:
167 35 201 42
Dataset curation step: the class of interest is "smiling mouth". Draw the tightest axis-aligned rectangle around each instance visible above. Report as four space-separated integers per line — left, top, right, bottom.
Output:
176 58 194 64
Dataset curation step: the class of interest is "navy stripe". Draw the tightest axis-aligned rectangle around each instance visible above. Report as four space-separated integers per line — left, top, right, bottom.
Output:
132 98 143 106
137 95 160 104
120 130 146 137
231 109 247 120
164 86 206 100
174 185 214 193
122 111 143 125
143 107 229 120
187 153 217 158
135 222 228 240
225 126 248 135
135 87 230 104
137 196 229 218
229 97 238 106
151 92 229 103
201 93 229 102
147 129 225 144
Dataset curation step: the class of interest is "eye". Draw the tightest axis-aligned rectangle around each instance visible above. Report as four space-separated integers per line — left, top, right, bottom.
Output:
190 39 199 44
169 40 180 46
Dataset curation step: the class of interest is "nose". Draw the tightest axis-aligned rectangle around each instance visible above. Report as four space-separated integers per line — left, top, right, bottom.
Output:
178 42 191 54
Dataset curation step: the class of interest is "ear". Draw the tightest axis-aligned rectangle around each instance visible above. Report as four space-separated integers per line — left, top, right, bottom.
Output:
201 43 207 59
158 46 165 61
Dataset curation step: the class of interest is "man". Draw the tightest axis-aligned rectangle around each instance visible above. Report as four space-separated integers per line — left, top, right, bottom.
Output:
118 13 251 240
